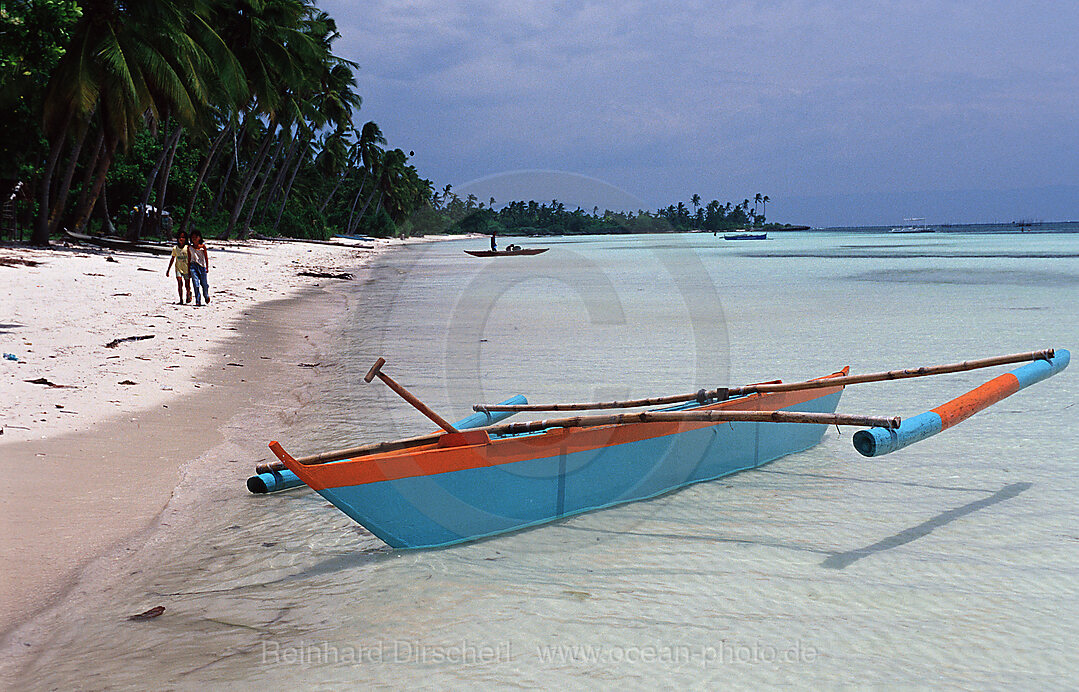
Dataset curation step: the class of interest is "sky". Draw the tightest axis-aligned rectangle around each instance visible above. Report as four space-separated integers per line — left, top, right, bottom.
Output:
321 1 1079 226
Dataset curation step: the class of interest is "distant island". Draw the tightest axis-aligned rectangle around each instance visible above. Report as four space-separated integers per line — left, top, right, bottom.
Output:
414 191 807 236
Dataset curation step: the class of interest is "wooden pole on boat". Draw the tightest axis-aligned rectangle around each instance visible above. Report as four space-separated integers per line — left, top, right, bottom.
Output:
747 349 1055 394
364 357 460 434
473 349 1056 413
254 395 529 475
264 409 900 470
257 431 445 472
484 410 900 435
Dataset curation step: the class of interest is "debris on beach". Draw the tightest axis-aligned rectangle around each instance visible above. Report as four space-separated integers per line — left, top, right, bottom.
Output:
127 605 165 621
298 270 354 280
118 380 138 385
105 256 118 263
136 267 153 272
0 257 41 268
3 353 17 361
24 377 74 388
105 334 155 349
298 362 320 368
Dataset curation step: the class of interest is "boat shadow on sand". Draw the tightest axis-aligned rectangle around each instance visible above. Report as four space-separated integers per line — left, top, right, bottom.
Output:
268 479 1033 578
560 478 1033 571
820 481 1032 569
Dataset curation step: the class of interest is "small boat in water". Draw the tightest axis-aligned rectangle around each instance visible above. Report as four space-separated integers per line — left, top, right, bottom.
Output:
890 218 933 233
723 233 767 240
464 247 548 257
263 349 1068 549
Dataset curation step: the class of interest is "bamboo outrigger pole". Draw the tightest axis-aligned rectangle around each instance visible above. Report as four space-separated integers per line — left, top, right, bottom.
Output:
260 409 899 471
472 349 1056 413
475 410 899 437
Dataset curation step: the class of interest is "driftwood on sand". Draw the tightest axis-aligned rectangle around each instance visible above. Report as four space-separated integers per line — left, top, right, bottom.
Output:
105 335 155 349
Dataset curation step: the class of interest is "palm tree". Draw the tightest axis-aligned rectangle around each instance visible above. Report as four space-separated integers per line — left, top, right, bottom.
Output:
33 0 233 244
761 195 770 221
219 0 328 239
272 19 360 230
315 126 356 213
347 121 387 231
691 193 701 212
754 193 762 215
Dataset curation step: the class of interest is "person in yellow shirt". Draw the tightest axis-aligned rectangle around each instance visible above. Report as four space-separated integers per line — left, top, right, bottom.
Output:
165 231 192 304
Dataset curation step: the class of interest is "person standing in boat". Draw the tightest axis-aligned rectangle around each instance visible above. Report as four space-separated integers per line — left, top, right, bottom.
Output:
165 230 192 304
490 230 497 251
188 229 210 306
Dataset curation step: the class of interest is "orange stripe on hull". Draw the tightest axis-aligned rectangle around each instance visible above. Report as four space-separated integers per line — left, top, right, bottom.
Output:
277 380 848 491
931 373 1020 430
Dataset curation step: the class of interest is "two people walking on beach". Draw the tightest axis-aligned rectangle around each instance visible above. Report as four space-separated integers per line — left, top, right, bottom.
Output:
165 230 210 306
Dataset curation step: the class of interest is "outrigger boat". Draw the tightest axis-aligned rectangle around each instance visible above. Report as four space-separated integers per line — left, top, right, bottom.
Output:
263 349 1068 549
464 248 548 257
723 233 767 240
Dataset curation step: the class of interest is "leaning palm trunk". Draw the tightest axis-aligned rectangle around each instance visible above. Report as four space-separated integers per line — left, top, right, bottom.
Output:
211 122 247 216
156 125 183 230
71 135 104 231
129 123 182 241
180 126 229 235
317 168 350 215
223 121 276 240
32 110 73 245
260 135 299 224
48 119 94 235
271 141 308 234
239 133 286 238
350 189 382 236
344 180 364 234
70 137 117 234
211 153 235 216
352 179 379 233
100 184 116 234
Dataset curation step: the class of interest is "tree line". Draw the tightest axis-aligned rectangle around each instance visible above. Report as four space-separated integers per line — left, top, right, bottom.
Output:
1 0 433 245
423 190 778 236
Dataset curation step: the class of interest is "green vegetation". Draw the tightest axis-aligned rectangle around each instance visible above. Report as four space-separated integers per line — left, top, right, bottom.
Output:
0 1 795 244
1 0 432 245
421 192 786 236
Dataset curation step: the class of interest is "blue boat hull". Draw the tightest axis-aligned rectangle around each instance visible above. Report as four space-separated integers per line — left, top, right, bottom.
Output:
310 391 841 549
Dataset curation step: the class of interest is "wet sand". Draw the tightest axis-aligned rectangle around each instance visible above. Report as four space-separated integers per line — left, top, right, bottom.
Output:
0 280 348 645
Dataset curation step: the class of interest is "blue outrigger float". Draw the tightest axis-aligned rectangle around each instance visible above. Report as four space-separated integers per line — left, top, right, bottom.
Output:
262 349 1068 549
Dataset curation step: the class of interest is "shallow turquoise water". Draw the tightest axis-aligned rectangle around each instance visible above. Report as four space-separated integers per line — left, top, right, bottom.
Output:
17 231 1079 688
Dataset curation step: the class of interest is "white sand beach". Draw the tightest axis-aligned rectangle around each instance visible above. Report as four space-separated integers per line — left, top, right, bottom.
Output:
0 237 389 648
0 238 379 443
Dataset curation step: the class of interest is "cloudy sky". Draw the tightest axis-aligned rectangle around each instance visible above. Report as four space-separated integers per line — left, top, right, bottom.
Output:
322 1 1079 226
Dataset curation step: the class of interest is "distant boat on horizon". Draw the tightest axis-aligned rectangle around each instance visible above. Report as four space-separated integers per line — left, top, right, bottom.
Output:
890 218 933 233
723 232 767 240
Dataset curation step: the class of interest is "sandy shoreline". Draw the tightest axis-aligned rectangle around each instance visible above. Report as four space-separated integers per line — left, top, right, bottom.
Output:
0 235 466 675
0 238 380 443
